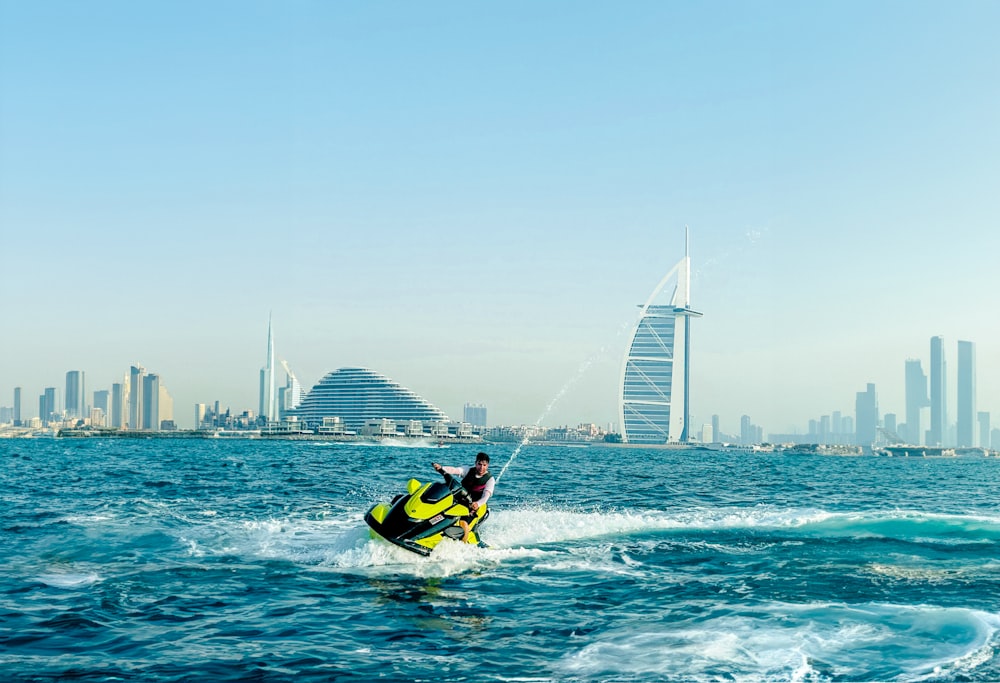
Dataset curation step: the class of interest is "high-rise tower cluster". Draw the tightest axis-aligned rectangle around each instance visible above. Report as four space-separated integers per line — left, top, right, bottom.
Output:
1 363 172 429
110 363 174 430
901 336 981 448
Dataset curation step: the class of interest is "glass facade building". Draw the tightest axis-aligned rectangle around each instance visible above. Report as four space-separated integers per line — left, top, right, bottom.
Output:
463 402 487 427
65 370 85 419
957 340 976 447
855 383 879 448
293 367 449 431
929 336 946 446
904 358 929 445
619 235 702 444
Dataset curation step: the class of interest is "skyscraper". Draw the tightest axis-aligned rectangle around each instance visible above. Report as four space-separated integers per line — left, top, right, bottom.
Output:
129 364 145 430
463 403 487 427
928 336 946 446
93 390 110 427
957 340 976 447
619 231 702 444
65 370 85 419
740 415 752 445
259 315 276 422
277 359 303 419
278 380 299 418
13 387 21 426
40 387 57 425
855 383 878 448
158 383 174 428
93 390 110 414
112 381 125 429
883 413 897 437
904 359 929 445
143 373 160 430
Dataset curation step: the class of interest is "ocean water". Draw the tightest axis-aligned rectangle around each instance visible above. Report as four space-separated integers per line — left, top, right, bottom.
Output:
3 438 1000 682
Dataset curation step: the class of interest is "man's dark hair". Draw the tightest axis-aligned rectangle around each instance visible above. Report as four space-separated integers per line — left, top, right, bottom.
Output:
476 452 490 463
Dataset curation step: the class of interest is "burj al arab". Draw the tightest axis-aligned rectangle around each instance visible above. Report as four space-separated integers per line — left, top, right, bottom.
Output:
618 231 702 444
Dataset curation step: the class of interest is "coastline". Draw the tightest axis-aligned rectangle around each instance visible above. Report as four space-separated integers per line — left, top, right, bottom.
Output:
34 429 487 445
2 429 994 457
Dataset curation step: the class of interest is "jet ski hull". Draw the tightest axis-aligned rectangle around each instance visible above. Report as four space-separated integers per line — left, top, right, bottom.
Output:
365 475 488 555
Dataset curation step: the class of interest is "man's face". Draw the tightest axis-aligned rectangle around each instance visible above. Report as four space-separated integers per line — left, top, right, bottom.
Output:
475 459 489 474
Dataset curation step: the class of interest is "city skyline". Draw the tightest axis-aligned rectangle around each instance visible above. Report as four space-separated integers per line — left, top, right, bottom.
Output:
2 3 998 432
1 331 994 445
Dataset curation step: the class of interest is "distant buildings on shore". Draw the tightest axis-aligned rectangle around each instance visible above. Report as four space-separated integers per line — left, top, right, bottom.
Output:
0 254 995 449
749 336 997 451
2 326 996 449
1 364 175 432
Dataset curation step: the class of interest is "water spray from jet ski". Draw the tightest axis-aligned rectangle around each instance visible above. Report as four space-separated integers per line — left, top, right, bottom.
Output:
497 323 631 483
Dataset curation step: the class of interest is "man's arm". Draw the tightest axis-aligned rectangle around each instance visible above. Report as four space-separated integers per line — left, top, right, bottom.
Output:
432 463 466 476
472 476 496 510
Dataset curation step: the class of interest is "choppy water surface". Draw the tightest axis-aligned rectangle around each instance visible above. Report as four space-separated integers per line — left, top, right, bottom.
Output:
3 438 1000 682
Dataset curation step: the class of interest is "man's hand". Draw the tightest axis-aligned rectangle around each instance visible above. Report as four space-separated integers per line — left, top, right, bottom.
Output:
470 501 479 512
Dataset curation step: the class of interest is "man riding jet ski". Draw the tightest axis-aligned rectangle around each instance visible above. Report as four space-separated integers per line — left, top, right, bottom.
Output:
365 452 494 556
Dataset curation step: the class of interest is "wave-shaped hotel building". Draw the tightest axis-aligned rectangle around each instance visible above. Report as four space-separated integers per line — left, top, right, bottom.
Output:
618 233 702 444
261 231 699 444
257 319 465 438
293 367 450 432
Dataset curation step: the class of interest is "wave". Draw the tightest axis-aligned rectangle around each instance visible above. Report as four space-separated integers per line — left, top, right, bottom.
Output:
863 561 1000 585
167 504 1000 573
796 510 1000 545
557 601 1000 682
172 510 517 578
477 505 1000 549
34 572 103 589
359 438 450 449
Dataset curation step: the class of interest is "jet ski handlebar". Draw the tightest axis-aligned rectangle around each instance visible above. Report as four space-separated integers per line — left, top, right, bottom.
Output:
437 469 473 507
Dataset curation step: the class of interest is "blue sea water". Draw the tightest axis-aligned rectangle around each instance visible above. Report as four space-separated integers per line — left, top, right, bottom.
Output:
3 438 1000 682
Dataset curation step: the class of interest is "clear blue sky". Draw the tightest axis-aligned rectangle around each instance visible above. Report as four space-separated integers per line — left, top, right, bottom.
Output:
2 1 998 433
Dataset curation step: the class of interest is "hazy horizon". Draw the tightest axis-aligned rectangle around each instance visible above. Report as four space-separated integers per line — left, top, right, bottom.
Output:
2 2 998 433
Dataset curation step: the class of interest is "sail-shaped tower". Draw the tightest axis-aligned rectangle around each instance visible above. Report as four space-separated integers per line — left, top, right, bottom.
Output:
618 232 702 444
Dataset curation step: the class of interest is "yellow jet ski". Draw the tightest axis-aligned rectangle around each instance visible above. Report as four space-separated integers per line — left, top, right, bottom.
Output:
365 470 489 556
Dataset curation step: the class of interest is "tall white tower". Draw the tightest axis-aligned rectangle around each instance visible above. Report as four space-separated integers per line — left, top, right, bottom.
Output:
260 314 277 422
618 229 702 444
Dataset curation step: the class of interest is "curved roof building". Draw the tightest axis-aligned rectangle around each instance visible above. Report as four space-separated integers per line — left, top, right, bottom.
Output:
618 232 702 444
293 367 450 430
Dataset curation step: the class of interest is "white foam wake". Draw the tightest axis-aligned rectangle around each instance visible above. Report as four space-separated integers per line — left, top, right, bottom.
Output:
177 511 547 579
558 602 1000 682
34 572 103 589
188 503 820 579
478 505 835 549
173 504 1000 581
